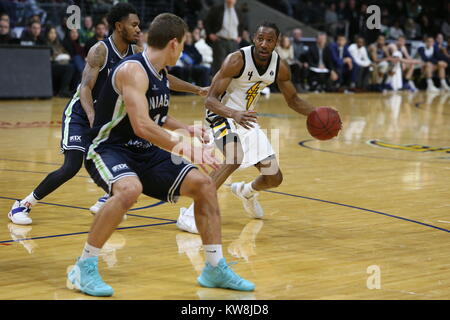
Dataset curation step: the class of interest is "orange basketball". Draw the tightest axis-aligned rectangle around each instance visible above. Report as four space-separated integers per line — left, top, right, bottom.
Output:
307 107 342 140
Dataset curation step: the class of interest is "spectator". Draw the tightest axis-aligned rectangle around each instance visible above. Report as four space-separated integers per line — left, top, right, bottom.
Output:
45 26 75 97
170 31 210 88
276 34 303 92
325 2 339 38
290 28 309 88
239 29 251 48
55 16 68 41
406 0 422 20
368 35 391 89
193 27 213 69
404 18 422 40
388 21 405 40
62 28 86 83
20 20 44 45
418 36 450 92
100 16 109 37
388 36 421 91
79 15 95 46
328 34 353 88
204 0 247 75
84 21 107 55
306 33 338 92
196 19 206 39
442 17 450 39
348 35 372 90
0 16 14 44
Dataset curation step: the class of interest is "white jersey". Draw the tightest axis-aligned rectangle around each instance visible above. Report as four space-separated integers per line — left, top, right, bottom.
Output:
206 45 280 125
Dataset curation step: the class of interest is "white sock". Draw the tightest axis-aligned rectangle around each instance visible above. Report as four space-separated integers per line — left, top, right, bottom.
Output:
241 182 256 198
80 242 101 261
408 80 416 89
204 244 223 267
185 202 195 217
427 78 435 87
21 192 38 208
441 79 449 87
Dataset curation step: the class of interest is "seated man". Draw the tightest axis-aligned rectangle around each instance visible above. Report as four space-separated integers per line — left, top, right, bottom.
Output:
368 35 391 90
418 36 450 92
348 35 373 90
328 34 353 88
306 32 338 92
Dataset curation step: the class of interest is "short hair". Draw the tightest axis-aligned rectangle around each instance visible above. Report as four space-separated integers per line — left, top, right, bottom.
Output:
94 21 106 28
107 3 138 30
147 13 187 49
256 21 280 38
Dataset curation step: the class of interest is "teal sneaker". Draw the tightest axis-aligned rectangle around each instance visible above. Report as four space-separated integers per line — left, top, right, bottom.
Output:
197 258 255 291
67 256 114 297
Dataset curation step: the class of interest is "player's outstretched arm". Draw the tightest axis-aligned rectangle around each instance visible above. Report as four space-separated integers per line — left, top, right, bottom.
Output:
167 74 209 96
277 60 315 117
205 52 257 129
79 42 106 127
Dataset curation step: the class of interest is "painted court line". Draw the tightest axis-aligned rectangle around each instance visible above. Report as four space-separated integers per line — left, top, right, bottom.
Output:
0 221 176 244
0 196 172 222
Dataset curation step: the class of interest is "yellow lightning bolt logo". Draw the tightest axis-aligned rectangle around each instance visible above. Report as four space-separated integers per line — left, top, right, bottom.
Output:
245 81 262 110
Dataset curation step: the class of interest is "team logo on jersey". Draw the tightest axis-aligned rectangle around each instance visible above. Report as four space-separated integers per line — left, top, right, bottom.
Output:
112 163 129 172
367 140 450 153
69 135 82 142
245 81 262 110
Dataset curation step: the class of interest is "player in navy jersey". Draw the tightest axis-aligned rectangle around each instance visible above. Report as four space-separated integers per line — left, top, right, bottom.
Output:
67 13 255 297
8 3 208 225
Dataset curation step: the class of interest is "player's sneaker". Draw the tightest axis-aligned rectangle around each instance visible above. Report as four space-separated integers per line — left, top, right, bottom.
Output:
197 258 255 291
67 256 114 297
176 207 199 234
90 195 127 221
89 195 109 214
231 182 264 219
8 201 32 225
427 83 440 93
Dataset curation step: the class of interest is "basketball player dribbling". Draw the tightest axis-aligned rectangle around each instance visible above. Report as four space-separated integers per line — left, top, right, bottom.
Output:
8 3 208 225
177 22 318 234
67 13 255 296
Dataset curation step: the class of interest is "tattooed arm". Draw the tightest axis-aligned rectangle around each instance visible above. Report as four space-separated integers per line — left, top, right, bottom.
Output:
79 42 107 127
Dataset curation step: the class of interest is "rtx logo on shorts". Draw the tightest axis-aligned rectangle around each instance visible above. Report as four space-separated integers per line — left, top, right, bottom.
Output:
69 135 82 142
112 164 129 172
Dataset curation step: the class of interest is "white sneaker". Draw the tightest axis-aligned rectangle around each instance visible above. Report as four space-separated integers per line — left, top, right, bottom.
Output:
427 84 440 93
8 200 32 225
89 194 109 214
176 207 199 234
90 195 127 221
230 182 264 219
441 82 450 92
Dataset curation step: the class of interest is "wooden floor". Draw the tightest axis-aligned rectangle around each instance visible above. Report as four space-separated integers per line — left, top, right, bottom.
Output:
1 91 449 300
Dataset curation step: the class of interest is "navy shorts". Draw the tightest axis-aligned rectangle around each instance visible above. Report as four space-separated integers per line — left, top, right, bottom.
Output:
60 97 90 153
85 144 197 203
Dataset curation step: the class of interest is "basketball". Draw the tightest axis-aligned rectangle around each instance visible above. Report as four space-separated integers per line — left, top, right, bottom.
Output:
306 107 342 140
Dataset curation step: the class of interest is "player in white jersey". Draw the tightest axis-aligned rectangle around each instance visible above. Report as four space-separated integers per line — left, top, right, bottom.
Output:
177 22 317 233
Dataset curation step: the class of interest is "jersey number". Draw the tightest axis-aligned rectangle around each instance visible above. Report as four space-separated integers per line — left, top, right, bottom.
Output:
247 71 253 81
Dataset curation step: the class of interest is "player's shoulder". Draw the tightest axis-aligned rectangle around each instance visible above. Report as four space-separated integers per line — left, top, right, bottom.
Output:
219 50 245 77
87 41 107 65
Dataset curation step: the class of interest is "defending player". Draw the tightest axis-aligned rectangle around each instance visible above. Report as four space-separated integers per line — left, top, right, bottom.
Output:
67 13 255 296
177 22 318 233
8 3 207 225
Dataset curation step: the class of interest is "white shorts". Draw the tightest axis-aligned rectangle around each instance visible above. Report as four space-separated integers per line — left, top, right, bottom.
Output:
207 117 275 169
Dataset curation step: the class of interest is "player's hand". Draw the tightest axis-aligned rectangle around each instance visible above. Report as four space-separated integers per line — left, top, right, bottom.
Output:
181 143 220 172
231 110 258 129
188 124 210 144
197 86 209 97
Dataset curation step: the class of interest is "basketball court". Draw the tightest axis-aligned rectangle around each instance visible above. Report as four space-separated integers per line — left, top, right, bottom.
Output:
0 91 449 299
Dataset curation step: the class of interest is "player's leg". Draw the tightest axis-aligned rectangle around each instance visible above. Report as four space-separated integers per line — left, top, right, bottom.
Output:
68 148 140 297
437 61 450 91
8 149 84 225
177 130 244 233
425 62 439 92
180 169 255 291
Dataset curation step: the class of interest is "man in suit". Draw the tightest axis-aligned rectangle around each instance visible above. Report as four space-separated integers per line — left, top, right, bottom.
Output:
306 32 338 91
328 34 353 88
205 0 247 74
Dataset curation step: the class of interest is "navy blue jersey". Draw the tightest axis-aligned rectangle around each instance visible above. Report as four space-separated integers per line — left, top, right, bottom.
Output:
87 51 170 156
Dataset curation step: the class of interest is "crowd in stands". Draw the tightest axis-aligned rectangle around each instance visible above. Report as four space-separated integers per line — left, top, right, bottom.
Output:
1 0 450 97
